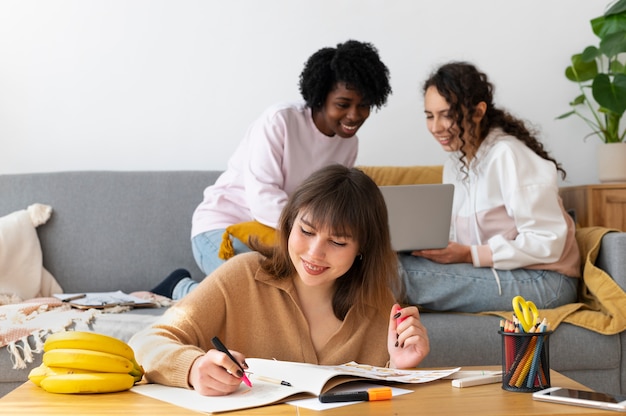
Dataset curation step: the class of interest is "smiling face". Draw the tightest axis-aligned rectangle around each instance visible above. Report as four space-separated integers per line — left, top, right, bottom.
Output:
424 85 487 159
312 82 371 138
288 209 360 290
424 86 461 153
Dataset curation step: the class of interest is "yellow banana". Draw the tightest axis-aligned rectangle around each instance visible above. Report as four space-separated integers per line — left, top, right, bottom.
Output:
43 348 134 373
28 364 50 386
44 331 135 361
129 361 145 382
40 373 135 394
43 331 146 381
28 364 92 387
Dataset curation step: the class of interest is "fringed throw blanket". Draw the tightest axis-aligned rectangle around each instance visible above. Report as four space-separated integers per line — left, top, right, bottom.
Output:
0 296 101 369
0 292 171 370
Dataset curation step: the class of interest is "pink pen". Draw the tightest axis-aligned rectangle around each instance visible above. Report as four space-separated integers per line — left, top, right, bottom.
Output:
395 306 407 324
395 307 406 347
211 336 252 387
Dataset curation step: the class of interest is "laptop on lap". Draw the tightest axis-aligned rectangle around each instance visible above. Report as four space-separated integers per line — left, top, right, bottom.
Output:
379 184 454 252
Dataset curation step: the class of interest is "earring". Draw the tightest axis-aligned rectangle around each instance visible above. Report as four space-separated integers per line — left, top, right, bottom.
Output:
357 254 363 261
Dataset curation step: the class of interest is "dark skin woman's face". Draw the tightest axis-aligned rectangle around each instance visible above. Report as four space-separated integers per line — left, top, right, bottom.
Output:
312 82 371 138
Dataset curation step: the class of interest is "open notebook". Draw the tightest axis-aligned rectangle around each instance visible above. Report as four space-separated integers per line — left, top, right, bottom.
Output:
132 358 459 413
379 184 454 252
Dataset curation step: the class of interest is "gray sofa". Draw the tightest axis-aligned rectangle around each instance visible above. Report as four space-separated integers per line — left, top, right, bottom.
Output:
1 170 625 398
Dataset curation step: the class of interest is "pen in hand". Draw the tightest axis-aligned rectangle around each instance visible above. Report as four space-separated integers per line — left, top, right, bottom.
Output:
211 336 252 388
394 307 406 348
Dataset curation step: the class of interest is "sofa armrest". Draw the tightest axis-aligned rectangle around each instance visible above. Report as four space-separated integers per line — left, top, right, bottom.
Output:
596 232 626 292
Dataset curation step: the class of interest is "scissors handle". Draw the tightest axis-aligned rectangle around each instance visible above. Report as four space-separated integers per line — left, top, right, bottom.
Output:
512 295 539 332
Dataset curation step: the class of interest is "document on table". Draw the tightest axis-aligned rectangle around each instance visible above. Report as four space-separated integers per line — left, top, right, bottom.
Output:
131 358 459 413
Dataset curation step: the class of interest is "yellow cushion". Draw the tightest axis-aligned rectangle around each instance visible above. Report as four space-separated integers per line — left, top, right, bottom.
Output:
357 165 443 186
218 220 277 260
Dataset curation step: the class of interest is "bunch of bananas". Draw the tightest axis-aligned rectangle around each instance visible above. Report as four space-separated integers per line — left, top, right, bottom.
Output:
28 331 145 394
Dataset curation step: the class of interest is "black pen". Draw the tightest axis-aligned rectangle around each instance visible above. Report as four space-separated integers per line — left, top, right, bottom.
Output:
211 336 252 387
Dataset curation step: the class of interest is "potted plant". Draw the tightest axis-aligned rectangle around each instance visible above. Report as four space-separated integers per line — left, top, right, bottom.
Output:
559 0 626 182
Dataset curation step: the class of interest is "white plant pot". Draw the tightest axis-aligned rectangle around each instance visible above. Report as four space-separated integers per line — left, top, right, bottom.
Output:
597 142 626 183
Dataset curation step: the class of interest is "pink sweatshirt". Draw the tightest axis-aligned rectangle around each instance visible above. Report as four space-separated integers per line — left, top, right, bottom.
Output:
191 102 358 237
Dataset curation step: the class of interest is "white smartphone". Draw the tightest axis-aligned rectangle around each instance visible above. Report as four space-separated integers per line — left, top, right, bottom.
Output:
533 387 626 412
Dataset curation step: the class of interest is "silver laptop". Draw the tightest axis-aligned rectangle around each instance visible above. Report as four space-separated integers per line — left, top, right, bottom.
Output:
379 184 454 252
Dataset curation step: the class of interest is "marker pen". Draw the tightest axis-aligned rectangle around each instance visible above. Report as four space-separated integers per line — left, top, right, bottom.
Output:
395 306 406 348
211 336 252 388
319 387 392 403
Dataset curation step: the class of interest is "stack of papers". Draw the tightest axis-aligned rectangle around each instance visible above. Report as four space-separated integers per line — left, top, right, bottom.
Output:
53 290 157 309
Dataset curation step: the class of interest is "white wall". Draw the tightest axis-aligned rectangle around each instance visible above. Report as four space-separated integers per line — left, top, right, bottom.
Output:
0 0 607 185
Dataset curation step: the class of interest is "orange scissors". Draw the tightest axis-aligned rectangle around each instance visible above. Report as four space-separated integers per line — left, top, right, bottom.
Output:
512 295 539 333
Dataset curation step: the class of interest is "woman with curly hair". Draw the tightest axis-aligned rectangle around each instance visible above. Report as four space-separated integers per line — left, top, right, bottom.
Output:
399 61 580 313
152 40 392 300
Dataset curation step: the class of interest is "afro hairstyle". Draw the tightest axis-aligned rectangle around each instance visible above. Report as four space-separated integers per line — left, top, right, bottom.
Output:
298 40 392 111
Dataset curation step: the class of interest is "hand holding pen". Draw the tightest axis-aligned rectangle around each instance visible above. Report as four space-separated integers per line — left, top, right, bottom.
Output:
388 304 430 369
187 336 251 396
211 337 252 387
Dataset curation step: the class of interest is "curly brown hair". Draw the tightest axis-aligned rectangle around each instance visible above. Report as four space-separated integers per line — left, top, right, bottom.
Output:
423 62 566 179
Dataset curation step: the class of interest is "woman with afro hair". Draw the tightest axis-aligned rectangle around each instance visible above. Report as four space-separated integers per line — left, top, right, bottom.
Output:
152 40 392 300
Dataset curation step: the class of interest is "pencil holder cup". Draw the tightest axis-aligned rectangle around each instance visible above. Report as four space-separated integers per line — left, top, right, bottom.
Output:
499 330 552 393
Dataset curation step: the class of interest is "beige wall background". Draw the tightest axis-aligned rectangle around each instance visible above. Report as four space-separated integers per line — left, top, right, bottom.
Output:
0 0 606 185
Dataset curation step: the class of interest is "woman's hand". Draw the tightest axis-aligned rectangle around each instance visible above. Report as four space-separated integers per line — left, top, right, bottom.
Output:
388 304 430 369
410 241 472 264
188 348 249 396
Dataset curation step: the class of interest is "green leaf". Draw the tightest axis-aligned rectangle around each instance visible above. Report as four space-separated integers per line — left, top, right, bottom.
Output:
556 111 576 120
581 46 600 62
592 73 626 115
611 60 626 74
605 0 626 16
592 16 607 38
599 30 626 57
570 94 586 106
566 54 598 82
593 13 626 38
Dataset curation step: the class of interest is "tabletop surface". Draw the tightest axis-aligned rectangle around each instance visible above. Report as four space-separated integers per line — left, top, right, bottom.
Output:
0 366 614 416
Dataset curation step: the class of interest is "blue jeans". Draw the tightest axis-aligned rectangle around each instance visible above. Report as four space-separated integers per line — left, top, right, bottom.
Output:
398 254 578 313
171 229 252 300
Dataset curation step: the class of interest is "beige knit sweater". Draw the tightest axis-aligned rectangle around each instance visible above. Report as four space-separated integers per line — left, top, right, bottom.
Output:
129 252 395 388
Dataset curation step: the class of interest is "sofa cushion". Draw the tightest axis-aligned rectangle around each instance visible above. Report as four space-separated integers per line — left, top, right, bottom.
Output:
0 204 62 299
358 165 443 185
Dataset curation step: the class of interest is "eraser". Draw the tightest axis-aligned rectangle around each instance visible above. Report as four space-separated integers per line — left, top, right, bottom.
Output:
451 374 502 388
